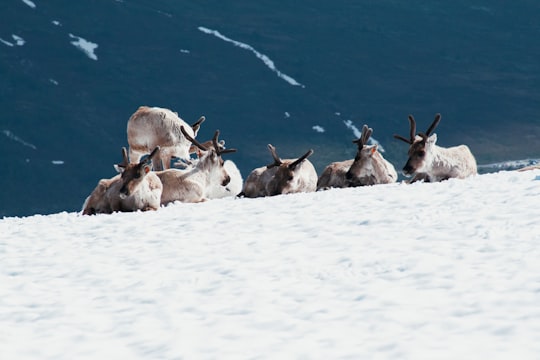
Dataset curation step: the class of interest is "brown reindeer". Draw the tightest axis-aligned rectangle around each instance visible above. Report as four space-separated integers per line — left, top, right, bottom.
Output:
82 147 163 214
317 125 397 190
241 145 317 197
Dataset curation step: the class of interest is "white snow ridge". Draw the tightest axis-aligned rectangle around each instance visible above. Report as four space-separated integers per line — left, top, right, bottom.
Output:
198 26 305 88
69 33 98 60
0 34 25 47
21 0 36 9
1 169 540 359
2 129 37 149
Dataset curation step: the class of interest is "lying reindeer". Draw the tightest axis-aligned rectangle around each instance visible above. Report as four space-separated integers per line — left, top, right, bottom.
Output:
179 136 243 199
81 176 119 215
241 144 317 197
82 147 162 214
155 127 236 204
127 106 205 170
317 125 397 189
394 113 477 182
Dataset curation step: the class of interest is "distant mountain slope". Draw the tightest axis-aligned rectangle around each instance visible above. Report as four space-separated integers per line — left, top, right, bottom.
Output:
1 0 539 216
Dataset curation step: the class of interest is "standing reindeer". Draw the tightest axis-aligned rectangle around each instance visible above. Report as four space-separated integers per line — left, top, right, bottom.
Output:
241 144 317 197
127 106 205 170
317 125 397 190
394 113 477 182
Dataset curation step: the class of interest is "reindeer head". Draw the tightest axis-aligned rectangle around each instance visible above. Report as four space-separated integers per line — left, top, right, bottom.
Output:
181 126 236 186
116 146 160 197
345 125 382 186
394 113 441 176
265 144 314 196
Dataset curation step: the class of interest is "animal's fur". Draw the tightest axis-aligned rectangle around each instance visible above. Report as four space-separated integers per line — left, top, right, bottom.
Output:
127 106 204 170
394 113 477 182
81 175 119 215
317 125 397 189
156 128 236 204
241 166 279 198
317 159 354 190
82 147 162 214
206 160 243 199
241 145 317 197
346 144 397 186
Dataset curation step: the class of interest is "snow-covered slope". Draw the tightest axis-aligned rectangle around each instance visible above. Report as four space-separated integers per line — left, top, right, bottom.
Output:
1 170 540 359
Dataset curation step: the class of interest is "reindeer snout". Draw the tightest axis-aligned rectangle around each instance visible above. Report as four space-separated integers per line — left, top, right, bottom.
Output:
119 185 130 198
222 175 231 186
402 163 414 176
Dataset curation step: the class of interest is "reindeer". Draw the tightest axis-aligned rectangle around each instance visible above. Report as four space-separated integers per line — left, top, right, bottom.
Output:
240 162 279 198
394 113 477 182
179 134 243 199
156 127 237 204
241 145 317 197
82 147 163 215
81 176 120 215
127 106 205 170
206 159 243 199
317 125 397 190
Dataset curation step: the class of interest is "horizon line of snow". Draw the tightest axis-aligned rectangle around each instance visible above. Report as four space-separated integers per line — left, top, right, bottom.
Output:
198 26 305 88
477 158 540 169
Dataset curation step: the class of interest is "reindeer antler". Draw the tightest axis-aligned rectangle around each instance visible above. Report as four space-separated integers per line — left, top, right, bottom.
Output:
191 116 205 133
266 144 282 168
394 114 418 144
181 125 208 151
353 125 373 149
425 113 441 137
142 146 160 165
212 130 236 155
116 147 130 169
289 149 314 170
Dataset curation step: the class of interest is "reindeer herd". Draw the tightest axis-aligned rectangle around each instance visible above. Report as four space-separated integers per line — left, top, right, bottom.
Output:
81 106 478 215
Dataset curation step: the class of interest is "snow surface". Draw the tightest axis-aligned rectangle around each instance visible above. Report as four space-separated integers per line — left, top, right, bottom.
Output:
0 34 25 47
69 34 98 61
21 0 36 9
1 170 540 359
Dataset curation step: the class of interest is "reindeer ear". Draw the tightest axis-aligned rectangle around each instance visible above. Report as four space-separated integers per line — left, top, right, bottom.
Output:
370 145 378 154
114 164 125 173
143 164 151 174
427 133 437 144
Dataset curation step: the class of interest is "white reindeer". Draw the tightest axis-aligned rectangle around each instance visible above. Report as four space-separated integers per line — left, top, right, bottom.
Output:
127 106 205 170
394 113 477 182
82 147 162 215
241 144 317 198
177 136 243 198
156 127 237 204
317 125 397 189
206 159 243 199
